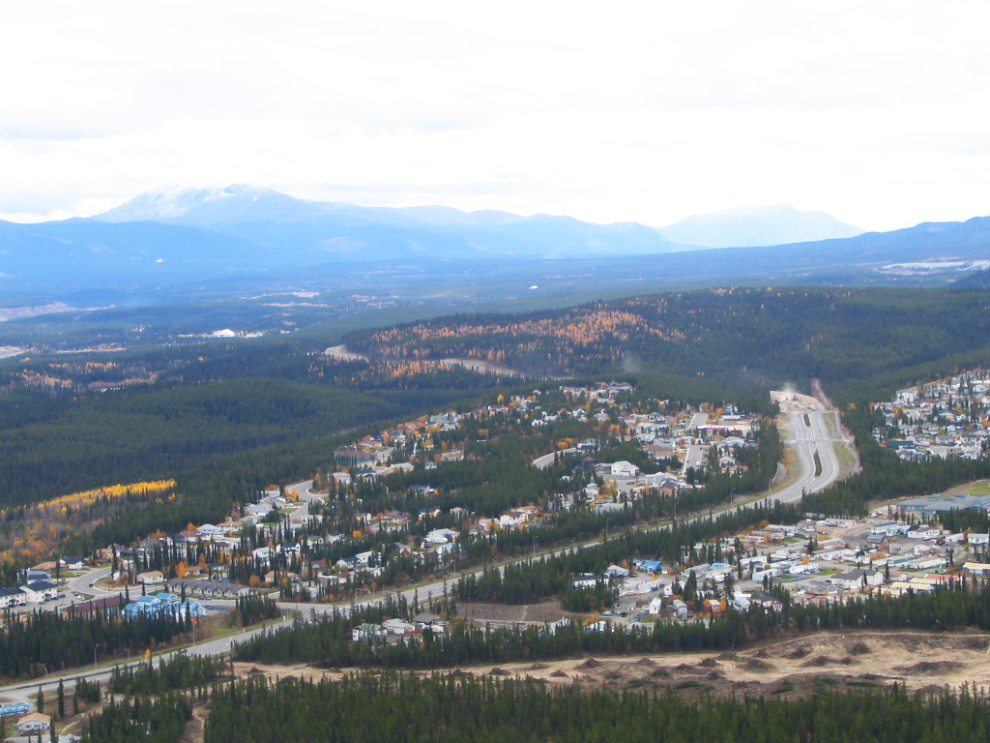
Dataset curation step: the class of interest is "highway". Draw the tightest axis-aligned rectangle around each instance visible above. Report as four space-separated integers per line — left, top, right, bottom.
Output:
768 392 846 505
0 389 853 702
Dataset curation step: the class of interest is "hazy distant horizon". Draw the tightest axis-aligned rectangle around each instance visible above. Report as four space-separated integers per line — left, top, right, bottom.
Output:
1 3 988 232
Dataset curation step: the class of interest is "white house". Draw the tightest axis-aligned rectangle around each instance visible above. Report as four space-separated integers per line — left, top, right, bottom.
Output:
352 623 387 641
17 713 50 735
752 567 781 583
382 618 415 635
425 528 460 545
610 461 640 478
22 580 58 603
572 574 602 589
831 568 884 590
0 586 26 608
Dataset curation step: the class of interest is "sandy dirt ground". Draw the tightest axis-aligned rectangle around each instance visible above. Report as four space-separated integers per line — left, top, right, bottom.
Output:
234 630 990 702
459 601 570 624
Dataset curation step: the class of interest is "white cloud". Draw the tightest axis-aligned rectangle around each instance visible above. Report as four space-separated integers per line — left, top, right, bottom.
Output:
0 1 987 231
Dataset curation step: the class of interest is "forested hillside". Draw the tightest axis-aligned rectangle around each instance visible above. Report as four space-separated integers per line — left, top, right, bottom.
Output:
345 287 990 401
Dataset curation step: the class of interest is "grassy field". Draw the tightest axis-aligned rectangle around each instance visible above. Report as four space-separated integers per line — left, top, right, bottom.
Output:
942 479 990 497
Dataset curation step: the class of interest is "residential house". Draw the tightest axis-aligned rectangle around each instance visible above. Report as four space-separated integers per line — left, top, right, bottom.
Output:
382 618 415 636
572 574 602 589
610 461 640 478
749 590 784 612
61 556 86 570
17 713 51 735
413 613 448 633
137 570 165 585
425 528 460 545
351 622 388 642
831 568 884 590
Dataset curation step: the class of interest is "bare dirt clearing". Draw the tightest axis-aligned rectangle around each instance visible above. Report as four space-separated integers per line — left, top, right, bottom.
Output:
235 630 990 701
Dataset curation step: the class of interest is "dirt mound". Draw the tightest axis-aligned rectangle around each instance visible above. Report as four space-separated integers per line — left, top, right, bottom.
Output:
489 667 510 676
742 658 774 672
550 669 569 678
581 658 601 669
636 657 656 666
801 655 855 668
894 661 964 676
698 658 718 668
847 642 871 656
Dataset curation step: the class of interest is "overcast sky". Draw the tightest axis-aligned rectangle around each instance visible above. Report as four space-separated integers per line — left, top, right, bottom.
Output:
0 2 986 231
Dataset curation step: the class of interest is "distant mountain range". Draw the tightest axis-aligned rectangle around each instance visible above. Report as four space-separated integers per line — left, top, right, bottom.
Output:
0 184 987 303
655 205 864 248
95 184 678 260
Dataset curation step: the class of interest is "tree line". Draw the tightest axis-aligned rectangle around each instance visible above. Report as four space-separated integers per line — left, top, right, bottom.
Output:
201 670 990 743
0 607 192 682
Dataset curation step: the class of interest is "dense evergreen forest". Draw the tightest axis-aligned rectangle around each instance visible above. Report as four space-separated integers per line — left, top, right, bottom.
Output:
0 341 503 508
0 607 193 682
82 692 191 743
197 672 990 743
108 654 228 696
79 667 990 743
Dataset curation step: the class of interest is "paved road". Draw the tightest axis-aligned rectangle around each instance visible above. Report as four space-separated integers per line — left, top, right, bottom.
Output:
770 407 844 505
683 444 708 475
285 479 320 525
532 448 577 470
